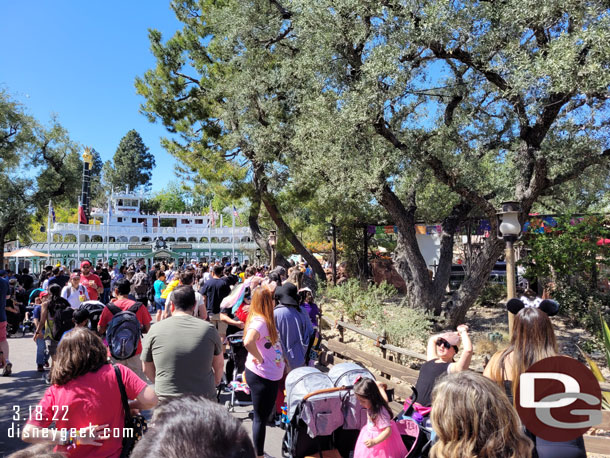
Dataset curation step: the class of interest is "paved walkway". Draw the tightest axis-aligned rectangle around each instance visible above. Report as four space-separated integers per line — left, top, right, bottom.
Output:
0 330 285 457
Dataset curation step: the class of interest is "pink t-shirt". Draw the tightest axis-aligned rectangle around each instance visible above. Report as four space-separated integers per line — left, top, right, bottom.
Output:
245 316 285 381
27 364 147 458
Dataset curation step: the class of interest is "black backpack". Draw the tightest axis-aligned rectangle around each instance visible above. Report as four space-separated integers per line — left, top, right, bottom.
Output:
51 299 75 341
106 302 143 360
132 273 150 297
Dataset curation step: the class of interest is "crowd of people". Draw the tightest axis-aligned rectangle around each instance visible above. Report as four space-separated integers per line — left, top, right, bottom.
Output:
0 261 590 458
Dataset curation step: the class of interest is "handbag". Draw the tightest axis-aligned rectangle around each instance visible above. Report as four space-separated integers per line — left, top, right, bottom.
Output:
113 365 148 457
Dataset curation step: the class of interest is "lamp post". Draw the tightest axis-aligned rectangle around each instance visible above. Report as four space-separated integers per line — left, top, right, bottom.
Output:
497 201 522 338
255 248 261 267
268 230 277 270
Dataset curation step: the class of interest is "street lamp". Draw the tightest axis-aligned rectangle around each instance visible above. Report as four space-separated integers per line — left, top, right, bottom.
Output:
268 230 277 270
255 247 262 266
497 201 522 338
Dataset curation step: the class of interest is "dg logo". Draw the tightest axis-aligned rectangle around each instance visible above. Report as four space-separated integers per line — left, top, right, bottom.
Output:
516 356 602 441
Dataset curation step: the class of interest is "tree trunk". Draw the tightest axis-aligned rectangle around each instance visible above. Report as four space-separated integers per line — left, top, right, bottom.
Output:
448 236 505 326
0 235 5 270
262 192 326 282
247 191 290 269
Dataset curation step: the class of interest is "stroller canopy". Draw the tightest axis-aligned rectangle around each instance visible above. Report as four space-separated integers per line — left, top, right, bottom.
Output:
328 362 375 387
286 367 348 438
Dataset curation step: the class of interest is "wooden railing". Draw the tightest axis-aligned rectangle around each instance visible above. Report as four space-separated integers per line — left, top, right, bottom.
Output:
319 314 610 455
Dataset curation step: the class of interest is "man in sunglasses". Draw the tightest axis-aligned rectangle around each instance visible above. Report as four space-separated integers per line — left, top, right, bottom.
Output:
413 324 472 409
79 260 103 302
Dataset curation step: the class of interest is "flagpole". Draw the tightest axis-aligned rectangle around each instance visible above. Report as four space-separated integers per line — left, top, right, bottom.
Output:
208 217 212 262
77 197 81 263
47 200 52 258
106 195 110 262
232 211 235 261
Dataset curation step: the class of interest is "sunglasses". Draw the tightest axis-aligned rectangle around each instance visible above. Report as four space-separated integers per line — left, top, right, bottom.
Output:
436 339 458 351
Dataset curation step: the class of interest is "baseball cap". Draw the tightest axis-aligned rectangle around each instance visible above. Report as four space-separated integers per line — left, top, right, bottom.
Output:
39 291 49 298
80 260 91 268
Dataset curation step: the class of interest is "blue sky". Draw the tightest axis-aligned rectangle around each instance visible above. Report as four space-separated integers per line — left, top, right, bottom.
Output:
0 1 184 193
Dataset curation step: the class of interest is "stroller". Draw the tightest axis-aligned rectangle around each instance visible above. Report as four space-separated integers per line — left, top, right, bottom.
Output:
79 301 105 333
282 366 348 458
220 331 252 411
283 363 434 458
393 386 434 457
327 363 375 458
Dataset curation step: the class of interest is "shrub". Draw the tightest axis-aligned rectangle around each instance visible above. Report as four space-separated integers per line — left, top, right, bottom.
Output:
322 278 397 322
552 281 610 332
321 280 432 348
365 297 432 348
475 283 506 307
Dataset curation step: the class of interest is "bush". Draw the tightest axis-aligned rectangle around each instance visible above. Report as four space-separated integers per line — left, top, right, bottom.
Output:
365 297 432 348
322 278 397 321
552 281 610 333
321 279 432 348
475 283 506 307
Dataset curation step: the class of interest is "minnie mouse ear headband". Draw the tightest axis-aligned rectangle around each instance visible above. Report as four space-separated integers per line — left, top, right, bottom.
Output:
506 297 559 316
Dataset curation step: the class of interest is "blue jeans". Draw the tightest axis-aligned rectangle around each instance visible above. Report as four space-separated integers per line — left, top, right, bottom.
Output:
102 287 111 304
36 338 48 366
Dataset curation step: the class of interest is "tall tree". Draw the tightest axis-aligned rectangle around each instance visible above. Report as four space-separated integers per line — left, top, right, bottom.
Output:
136 1 324 278
103 130 155 192
284 0 610 323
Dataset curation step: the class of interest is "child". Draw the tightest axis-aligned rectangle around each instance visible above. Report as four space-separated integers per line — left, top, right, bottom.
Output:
298 288 320 327
32 296 48 372
60 308 89 341
353 378 407 458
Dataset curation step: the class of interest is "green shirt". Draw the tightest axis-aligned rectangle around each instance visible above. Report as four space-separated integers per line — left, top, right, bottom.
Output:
141 314 222 401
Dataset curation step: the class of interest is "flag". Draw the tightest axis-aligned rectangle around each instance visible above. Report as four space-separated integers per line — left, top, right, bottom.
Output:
78 203 88 224
232 205 243 225
49 201 56 223
209 204 215 227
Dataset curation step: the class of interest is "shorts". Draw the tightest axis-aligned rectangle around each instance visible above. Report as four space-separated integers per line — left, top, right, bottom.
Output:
154 297 166 312
0 321 6 342
210 313 228 336
46 338 58 358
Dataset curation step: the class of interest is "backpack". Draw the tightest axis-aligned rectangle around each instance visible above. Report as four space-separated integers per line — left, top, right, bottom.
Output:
131 272 150 297
51 299 75 341
105 302 143 360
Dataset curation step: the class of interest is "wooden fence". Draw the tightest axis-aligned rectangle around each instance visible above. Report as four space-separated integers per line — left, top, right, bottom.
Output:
319 314 610 455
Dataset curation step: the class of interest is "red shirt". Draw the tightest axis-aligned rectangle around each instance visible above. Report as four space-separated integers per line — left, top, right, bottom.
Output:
98 298 151 355
27 364 147 458
80 273 102 301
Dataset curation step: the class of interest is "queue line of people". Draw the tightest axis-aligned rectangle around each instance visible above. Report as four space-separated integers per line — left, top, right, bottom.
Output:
1 262 590 458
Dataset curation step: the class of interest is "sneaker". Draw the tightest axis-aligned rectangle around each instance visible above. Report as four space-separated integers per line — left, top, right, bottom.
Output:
43 373 51 385
37 365 45 372
2 362 12 376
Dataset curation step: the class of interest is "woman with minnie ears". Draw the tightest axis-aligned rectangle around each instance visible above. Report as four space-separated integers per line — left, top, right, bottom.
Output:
353 377 407 458
484 298 587 458
412 324 473 408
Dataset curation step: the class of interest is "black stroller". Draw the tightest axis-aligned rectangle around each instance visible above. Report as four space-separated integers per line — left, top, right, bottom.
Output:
220 331 252 411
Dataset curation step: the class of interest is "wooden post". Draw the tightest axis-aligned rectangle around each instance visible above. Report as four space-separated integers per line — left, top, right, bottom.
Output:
381 329 390 379
339 314 344 343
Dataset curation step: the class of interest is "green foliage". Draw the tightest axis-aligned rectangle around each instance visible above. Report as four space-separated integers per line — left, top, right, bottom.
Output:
366 297 433 349
552 280 610 332
141 181 211 214
322 279 432 347
521 216 610 283
103 130 155 192
474 283 506 307
323 279 396 321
